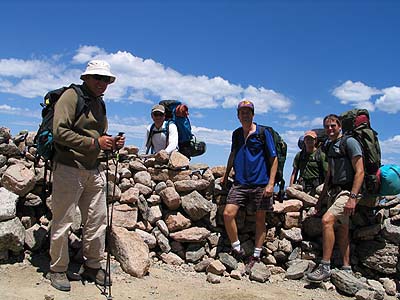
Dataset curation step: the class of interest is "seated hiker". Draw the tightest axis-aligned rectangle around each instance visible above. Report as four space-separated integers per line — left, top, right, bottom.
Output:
289 130 328 196
145 104 178 154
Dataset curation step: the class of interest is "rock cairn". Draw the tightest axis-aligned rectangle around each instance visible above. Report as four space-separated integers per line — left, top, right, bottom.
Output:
0 127 399 297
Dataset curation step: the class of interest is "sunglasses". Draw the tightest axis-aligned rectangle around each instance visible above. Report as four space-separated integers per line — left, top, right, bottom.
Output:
324 124 337 129
152 112 164 117
92 74 112 83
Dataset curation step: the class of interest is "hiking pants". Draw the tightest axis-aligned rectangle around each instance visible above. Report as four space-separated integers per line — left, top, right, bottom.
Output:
50 162 107 272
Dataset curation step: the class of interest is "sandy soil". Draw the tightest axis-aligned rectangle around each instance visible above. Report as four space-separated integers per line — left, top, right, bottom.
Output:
0 253 361 300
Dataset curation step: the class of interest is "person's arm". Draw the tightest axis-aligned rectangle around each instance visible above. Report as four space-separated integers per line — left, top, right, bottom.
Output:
264 156 278 197
165 122 178 154
314 163 331 214
344 155 364 215
290 167 298 186
53 89 95 152
143 125 152 154
221 150 235 188
263 128 277 197
290 152 300 185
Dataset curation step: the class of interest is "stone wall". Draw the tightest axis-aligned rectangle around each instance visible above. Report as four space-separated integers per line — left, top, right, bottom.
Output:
0 127 399 296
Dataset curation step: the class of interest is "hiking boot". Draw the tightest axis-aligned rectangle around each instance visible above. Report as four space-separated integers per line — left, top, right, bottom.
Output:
245 255 260 273
230 249 245 262
306 264 331 283
340 266 353 275
49 271 71 292
81 266 111 286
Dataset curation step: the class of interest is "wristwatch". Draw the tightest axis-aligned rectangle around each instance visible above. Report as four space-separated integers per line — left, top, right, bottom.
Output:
349 192 357 199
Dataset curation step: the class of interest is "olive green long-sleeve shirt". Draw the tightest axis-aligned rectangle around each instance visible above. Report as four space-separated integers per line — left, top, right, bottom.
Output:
53 84 107 170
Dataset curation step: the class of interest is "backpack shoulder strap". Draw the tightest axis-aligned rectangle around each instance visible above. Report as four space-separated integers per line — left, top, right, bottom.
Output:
69 84 106 119
258 125 266 146
231 127 243 153
338 135 352 159
165 120 171 148
145 123 156 154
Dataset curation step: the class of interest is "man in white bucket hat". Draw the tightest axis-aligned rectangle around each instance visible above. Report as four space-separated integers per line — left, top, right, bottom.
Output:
49 60 124 291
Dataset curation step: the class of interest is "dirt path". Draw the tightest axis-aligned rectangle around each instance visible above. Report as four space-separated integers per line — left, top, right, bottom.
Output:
0 256 357 300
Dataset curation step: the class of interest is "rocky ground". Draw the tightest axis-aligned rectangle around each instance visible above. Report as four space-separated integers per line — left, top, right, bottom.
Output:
0 255 357 300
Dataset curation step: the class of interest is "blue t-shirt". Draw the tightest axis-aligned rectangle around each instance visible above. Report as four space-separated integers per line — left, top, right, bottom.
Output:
231 124 277 185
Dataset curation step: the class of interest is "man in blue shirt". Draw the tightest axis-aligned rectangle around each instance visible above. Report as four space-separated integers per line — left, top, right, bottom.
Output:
221 100 278 272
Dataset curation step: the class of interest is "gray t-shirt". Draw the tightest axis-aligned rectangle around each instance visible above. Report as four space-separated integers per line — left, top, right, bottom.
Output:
328 136 362 186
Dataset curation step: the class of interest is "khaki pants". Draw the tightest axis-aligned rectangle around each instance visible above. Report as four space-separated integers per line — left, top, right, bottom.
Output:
50 163 107 272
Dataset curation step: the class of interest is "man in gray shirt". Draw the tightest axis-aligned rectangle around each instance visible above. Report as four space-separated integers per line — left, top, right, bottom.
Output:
307 114 364 283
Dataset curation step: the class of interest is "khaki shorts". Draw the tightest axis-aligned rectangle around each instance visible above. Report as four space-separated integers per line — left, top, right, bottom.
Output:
326 187 377 225
326 189 353 225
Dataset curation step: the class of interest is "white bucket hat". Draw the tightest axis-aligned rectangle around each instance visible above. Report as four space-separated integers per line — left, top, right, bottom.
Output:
80 60 116 83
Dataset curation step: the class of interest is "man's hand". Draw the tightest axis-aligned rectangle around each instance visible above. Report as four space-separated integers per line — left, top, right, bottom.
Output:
220 174 228 189
344 197 357 216
114 135 125 150
311 200 323 217
98 135 114 150
263 183 274 198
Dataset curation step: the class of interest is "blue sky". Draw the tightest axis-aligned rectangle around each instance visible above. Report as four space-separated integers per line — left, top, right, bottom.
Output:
0 0 399 184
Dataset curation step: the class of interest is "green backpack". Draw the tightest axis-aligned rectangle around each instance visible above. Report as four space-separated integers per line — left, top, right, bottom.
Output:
339 109 381 195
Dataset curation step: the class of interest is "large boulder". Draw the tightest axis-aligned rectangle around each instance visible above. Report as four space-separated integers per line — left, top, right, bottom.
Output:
109 226 150 278
181 190 213 221
331 270 370 296
286 187 317 207
168 151 189 170
112 204 138 230
170 227 210 243
0 217 25 253
1 164 36 196
159 187 181 210
357 240 398 274
0 187 19 221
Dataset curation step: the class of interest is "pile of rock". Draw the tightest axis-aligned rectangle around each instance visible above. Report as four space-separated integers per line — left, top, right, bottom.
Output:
0 127 399 298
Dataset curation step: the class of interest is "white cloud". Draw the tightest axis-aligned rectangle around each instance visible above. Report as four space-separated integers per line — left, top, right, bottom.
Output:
281 130 304 158
72 46 107 64
375 87 400 114
0 104 40 118
332 80 381 111
282 116 324 129
280 114 297 121
380 135 400 155
0 46 291 113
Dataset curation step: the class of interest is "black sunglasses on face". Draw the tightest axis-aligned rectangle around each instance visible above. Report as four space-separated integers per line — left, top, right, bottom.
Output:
92 74 112 83
152 112 164 117
324 124 337 129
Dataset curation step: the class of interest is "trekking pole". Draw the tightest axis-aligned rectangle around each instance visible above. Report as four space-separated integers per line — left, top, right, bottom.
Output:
103 149 113 300
103 133 123 299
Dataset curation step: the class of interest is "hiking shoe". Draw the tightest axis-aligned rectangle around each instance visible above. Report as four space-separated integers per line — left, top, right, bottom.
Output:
340 266 353 275
81 266 111 286
49 271 71 292
245 255 260 273
230 249 245 262
306 264 331 283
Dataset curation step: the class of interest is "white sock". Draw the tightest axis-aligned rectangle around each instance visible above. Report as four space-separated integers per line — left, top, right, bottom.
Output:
253 247 262 258
321 260 331 270
232 240 241 252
